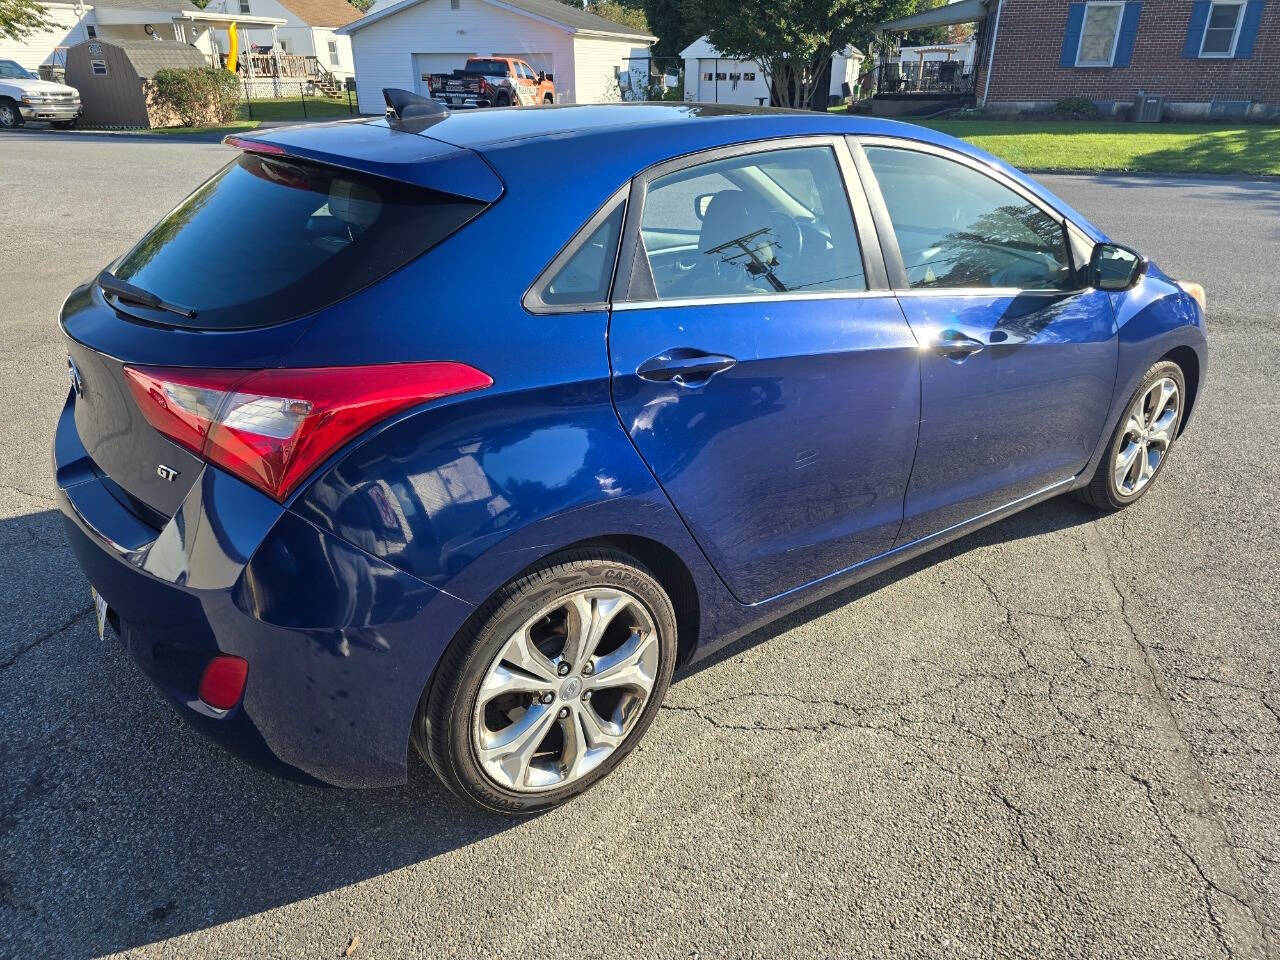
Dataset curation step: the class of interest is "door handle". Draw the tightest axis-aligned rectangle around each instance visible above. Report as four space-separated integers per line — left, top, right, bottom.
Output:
636 348 737 386
934 329 985 362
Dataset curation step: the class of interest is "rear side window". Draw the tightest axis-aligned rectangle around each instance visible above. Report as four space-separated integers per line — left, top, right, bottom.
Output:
638 145 866 300
541 204 623 306
111 153 486 329
864 146 1073 291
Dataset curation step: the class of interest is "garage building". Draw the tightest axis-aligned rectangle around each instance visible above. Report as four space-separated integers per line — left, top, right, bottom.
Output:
338 0 656 113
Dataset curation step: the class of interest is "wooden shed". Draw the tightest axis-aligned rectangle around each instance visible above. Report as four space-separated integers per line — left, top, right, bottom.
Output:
65 38 208 128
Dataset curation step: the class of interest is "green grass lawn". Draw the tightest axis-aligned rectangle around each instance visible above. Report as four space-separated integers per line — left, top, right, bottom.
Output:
917 120 1280 176
235 95 354 123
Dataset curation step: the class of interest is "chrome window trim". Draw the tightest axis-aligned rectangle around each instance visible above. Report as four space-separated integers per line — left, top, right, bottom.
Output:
522 184 628 316
853 135 1098 296
611 289 892 312
611 134 888 307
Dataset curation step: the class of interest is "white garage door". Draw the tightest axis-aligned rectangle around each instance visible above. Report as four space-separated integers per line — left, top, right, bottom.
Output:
493 51 554 77
413 52 477 95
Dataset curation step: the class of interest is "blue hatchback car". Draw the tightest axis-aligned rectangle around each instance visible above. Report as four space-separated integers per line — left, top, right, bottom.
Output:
55 100 1207 813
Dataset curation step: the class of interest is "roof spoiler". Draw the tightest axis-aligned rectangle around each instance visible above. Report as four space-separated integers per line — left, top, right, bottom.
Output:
384 87 449 125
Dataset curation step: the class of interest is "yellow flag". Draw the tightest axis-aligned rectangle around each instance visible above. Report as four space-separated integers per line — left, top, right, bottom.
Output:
226 22 239 73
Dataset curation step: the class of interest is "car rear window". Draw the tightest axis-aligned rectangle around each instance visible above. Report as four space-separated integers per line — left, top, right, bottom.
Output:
466 60 509 76
110 153 487 329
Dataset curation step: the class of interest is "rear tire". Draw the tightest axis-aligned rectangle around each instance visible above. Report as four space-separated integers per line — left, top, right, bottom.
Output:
1074 359 1185 510
414 547 677 815
0 99 23 128
543 94 553 104
495 92 511 107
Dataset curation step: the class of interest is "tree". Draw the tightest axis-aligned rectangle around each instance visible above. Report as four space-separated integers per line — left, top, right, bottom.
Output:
699 0 917 109
586 0 650 34
347 0 375 11
1 0 53 41
642 0 704 58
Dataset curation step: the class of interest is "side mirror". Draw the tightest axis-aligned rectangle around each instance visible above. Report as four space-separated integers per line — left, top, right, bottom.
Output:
537 71 546 83
693 192 715 221
1090 242 1147 291
543 72 554 82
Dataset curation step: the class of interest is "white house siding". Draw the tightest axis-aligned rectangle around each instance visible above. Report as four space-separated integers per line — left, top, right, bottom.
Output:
348 0 574 113
310 27 354 76
571 35 648 105
0 3 92 69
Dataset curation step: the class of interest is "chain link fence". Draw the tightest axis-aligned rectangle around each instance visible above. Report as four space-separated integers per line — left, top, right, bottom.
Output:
237 78 357 122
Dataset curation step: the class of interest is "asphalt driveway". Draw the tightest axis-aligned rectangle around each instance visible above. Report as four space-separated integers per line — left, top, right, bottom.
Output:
1 131 1277 960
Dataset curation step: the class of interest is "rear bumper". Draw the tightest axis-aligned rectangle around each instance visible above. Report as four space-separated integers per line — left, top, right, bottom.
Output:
53 390 474 787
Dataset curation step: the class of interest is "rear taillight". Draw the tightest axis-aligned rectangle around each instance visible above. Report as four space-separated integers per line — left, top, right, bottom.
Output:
479 78 489 97
123 362 492 501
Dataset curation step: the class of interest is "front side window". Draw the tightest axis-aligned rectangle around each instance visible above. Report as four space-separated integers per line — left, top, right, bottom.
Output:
1077 2 1124 65
638 145 865 300
1201 1 1244 55
864 146 1073 291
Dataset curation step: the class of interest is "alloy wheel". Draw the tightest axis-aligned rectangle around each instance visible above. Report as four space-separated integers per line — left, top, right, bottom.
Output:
471 587 660 792
0 104 18 128
1113 376 1180 497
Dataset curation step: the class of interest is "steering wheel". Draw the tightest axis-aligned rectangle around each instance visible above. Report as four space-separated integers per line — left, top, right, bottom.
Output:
767 211 804 265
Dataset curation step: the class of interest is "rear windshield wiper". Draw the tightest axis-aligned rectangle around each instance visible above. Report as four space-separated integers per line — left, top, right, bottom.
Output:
97 270 198 320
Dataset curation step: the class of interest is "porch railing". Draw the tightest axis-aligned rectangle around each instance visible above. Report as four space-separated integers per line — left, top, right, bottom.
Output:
873 60 974 96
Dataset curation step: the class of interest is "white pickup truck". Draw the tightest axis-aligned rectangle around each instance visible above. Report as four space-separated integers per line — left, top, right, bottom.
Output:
0 59 82 129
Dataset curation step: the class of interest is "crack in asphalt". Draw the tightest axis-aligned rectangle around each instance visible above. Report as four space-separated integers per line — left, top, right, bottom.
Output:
0 606 92 671
1085 522 1272 959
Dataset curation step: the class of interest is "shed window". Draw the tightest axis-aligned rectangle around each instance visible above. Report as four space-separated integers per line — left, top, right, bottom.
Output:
1076 2 1124 66
90 59 108 76
1200 1 1245 56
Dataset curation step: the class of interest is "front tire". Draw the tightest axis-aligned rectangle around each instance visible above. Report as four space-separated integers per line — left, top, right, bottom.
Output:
414 547 678 814
1075 359 1185 510
0 99 23 128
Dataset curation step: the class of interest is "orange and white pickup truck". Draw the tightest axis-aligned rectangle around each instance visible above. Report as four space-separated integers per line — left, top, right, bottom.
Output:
426 57 555 109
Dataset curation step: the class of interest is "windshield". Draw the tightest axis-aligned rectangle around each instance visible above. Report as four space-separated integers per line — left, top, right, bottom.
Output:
0 60 37 80
109 153 487 329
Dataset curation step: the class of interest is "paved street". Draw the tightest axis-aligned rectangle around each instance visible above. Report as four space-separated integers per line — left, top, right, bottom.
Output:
1 131 1277 959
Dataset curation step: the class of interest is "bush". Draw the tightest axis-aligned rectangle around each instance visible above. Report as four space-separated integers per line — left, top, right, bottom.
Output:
1052 96 1101 120
150 68 241 127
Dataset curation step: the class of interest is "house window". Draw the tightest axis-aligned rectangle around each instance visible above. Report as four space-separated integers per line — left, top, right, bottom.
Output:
328 39 339 66
238 0 250 12
90 59 107 76
451 0 460 8
1200 1 1245 56
1076 1 1124 66
85 24 96 38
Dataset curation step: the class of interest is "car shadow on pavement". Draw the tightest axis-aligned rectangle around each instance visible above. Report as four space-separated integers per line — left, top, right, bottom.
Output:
680 494 1101 680
0 509 518 958
3 495 1097 956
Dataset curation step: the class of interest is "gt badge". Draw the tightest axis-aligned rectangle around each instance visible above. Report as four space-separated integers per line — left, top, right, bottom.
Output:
156 464 180 482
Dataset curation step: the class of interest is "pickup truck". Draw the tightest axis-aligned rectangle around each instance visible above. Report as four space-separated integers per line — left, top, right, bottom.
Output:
426 57 554 109
0 58 81 128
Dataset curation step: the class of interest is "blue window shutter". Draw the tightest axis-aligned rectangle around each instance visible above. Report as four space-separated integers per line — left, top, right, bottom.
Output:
1114 2 1142 66
1235 0 1265 57
1183 1 1212 57
1061 3 1087 66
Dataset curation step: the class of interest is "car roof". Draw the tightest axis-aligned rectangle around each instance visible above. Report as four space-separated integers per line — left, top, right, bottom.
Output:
244 104 1105 241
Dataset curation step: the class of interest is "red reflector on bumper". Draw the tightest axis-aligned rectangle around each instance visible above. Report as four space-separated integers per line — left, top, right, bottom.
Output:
198 655 249 710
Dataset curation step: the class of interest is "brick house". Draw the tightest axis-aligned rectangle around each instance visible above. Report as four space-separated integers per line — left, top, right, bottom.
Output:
877 0 1278 119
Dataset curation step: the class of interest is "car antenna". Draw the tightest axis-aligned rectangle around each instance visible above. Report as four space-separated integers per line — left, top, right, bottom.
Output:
383 88 449 125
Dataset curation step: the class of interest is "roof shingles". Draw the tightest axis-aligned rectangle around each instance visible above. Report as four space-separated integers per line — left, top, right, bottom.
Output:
275 0 364 28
